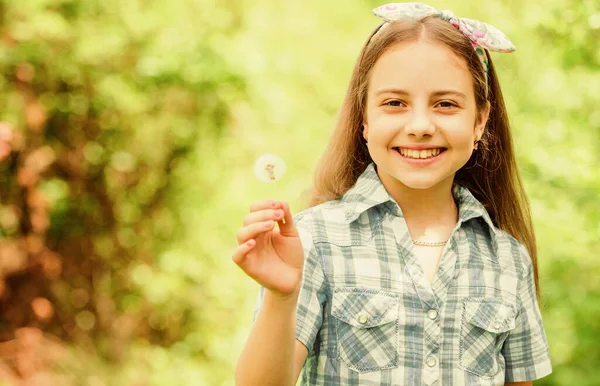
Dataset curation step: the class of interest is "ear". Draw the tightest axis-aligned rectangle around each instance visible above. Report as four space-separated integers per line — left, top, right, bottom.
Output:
474 101 491 140
362 122 369 141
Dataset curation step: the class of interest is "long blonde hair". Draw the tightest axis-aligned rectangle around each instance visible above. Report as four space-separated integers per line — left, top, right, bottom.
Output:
305 17 540 293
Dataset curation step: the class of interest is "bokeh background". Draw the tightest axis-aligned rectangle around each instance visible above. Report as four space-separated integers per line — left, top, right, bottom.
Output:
0 0 598 385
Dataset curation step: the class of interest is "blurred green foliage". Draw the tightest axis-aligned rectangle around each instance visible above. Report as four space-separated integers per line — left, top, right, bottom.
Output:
0 0 598 385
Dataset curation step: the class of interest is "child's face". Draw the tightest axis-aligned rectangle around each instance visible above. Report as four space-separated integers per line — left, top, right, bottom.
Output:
363 40 489 192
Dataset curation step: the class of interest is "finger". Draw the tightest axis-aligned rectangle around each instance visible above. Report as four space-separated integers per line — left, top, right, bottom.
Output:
277 201 298 237
249 200 281 212
232 239 255 265
243 208 284 226
236 220 275 244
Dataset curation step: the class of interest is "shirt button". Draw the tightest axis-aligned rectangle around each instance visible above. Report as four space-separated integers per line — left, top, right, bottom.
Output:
426 356 437 367
358 314 369 324
427 309 439 320
493 321 502 330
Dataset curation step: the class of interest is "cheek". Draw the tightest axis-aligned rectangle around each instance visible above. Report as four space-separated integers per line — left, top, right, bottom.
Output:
450 131 475 148
442 119 477 148
365 111 402 140
367 123 399 145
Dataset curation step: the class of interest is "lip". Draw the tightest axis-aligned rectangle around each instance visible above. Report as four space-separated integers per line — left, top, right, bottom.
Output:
393 147 446 166
394 145 447 150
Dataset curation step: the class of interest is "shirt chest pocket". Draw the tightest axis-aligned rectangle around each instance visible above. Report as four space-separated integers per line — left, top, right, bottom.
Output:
459 297 517 378
331 288 399 373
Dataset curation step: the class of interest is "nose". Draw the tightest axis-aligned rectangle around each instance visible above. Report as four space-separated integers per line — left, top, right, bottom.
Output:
405 108 435 137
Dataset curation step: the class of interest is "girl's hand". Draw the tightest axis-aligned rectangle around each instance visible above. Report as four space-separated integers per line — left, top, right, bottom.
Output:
232 200 304 298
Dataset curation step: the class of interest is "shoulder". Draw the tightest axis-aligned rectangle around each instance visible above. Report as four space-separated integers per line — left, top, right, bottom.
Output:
292 199 347 245
293 199 378 247
491 226 533 278
290 200 347 267
293 199 347 228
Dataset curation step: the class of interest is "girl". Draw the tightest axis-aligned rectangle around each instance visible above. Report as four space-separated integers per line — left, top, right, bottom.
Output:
233 3 552 385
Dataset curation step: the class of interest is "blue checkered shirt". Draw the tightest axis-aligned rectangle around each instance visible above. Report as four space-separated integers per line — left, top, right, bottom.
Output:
254 163 552 385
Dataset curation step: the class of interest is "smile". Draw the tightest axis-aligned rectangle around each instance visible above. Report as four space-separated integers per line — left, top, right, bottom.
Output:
394 147 447 159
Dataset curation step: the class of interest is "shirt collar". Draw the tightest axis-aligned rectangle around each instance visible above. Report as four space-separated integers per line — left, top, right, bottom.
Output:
341 163 498 236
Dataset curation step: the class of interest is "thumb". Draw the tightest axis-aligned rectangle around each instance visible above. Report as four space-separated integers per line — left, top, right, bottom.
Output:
277 201 298 237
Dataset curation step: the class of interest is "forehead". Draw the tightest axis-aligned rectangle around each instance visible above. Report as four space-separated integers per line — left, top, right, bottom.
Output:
369 41 474 96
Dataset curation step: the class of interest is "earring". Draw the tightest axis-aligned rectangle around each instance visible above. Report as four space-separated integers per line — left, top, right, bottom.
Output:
474 139 480 150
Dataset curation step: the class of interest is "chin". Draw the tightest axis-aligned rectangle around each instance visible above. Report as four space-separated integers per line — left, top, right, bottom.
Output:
382 168 445 190
396 177 442 190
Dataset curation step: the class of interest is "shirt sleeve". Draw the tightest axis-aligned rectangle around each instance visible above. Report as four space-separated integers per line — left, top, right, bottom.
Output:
252 213 327 353
502 243 552 382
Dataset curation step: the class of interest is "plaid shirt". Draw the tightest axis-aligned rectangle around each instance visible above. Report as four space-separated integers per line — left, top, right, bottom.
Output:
254 163 552 385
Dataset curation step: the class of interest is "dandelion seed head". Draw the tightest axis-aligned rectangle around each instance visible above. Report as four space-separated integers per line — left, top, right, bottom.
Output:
254 154 286 183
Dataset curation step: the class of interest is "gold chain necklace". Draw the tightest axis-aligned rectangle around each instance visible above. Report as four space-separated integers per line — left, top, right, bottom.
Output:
412 239 447 247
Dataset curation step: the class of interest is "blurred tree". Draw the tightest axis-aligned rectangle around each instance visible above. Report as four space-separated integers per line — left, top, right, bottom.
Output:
521 2 600 385
0 0 598 385
0 0 244 382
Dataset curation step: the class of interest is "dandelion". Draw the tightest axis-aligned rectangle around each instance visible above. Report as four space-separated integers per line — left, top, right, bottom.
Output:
254 154 286 183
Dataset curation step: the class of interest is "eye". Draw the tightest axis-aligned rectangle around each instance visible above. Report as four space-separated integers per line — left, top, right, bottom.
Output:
436 100 458 109
383 100 406 107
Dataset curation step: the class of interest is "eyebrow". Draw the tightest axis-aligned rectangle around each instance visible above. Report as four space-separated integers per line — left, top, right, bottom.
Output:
431 90 467 99
375 88 410 96
374 88 467 99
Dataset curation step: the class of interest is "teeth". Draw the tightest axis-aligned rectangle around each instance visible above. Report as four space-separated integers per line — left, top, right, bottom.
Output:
397 148 442 159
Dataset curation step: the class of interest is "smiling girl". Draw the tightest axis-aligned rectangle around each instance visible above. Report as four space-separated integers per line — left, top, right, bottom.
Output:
233 3 552 385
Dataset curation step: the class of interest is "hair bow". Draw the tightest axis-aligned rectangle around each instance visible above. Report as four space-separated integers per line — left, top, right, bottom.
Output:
371 3 516 75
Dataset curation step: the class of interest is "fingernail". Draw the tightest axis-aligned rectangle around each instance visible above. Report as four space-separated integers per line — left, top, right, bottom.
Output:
275 210 283 218
272 201 279 207
265 220 274 228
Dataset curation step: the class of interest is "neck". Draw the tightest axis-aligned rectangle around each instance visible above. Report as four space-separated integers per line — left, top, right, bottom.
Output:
377 171 459 226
